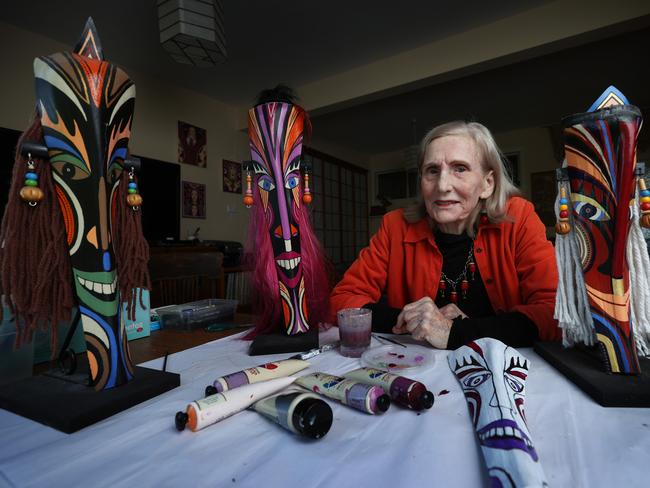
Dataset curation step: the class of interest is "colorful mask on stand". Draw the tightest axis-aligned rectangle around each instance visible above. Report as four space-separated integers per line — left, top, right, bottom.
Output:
36 19 139 389
0 18 148 391
555 86 644 374
244 92 329 339
448 338 547 487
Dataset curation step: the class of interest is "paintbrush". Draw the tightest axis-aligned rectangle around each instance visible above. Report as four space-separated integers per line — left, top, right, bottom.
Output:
373 334 407 348
289 342 340 360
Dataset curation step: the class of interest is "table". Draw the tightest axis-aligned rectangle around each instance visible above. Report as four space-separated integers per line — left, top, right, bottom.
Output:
1 329 649 487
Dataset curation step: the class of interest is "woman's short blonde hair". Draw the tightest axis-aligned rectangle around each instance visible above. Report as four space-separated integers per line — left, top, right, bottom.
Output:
403 120 520 236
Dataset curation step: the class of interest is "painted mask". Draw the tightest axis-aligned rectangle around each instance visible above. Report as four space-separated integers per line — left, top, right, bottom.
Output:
247 102 310 335
562 87 642 374
34 19 135 389
448 338 547 487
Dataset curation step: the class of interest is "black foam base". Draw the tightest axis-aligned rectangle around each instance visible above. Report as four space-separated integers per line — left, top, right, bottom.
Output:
249 327 319 356
534 342 650 407
0 366 180 433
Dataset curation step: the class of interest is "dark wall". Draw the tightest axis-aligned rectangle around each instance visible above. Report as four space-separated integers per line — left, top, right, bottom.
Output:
0 127 21 223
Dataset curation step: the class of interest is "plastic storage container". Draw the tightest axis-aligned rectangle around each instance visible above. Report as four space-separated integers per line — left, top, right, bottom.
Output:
158 299 238 331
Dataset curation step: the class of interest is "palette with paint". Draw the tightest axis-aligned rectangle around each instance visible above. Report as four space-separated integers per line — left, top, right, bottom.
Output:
361 345 434 372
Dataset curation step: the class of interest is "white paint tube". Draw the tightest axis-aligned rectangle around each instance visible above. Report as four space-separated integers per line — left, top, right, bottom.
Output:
205 359 309 395
175 376 295 432
295 372 390 414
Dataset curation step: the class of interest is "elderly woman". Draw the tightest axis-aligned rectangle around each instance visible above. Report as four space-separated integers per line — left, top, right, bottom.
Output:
330 121 560 349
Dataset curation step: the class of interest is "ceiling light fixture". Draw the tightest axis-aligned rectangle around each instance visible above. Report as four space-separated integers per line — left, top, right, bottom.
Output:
158 0 226 67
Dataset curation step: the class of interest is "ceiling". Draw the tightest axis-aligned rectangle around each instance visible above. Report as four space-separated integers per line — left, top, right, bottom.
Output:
313 25 650 154
2 1 649 155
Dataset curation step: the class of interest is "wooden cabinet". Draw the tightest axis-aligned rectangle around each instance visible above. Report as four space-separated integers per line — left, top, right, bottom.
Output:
148 245 224 308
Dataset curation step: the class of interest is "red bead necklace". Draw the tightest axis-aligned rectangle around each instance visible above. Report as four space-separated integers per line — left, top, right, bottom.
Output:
438 247 476 303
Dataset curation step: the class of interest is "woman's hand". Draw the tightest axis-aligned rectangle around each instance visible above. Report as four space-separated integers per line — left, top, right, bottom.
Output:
392 297 453 349
438 303 468 320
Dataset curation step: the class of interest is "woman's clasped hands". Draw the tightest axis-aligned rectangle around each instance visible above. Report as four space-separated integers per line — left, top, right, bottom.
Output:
393 297 468 348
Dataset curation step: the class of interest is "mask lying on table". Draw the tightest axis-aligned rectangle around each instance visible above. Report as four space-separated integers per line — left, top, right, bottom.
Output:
448 338 547 487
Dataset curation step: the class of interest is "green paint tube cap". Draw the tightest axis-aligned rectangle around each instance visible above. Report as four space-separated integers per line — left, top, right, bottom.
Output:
376 394 391 413
419 391 435 410
292 397 333 439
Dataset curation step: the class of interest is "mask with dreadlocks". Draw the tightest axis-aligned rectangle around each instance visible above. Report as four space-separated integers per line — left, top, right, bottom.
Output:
243 86 330 342
0 18 149 390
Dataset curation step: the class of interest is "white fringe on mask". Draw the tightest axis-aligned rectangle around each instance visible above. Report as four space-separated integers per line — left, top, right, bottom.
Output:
553 177 595 347
626 188 650 357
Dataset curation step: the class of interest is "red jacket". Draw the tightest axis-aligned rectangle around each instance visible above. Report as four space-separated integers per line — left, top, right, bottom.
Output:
331 197 561 341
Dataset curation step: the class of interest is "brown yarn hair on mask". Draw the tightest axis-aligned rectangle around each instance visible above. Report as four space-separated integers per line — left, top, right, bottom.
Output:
0 116 74 349
0 117 152 353
112 166 151 320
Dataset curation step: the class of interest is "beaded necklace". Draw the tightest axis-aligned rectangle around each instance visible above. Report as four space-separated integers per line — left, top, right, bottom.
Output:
438 247 476 303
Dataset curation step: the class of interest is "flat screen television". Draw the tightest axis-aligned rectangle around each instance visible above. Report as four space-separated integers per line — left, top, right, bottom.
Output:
136 155 180 243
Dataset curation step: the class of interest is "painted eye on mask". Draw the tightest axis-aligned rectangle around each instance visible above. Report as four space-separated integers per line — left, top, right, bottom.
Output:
571 194 610 221
285 174 300 190
463 372 491 388
107 161 124 185
505 375 524 393
258 176 275 192
50 153 90 181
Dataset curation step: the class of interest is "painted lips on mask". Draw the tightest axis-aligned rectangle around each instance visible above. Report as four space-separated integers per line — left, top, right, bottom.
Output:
476 419 539 461
275 251 302 288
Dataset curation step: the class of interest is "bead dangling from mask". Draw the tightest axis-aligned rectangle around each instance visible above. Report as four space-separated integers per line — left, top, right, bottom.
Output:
638 171 650 229
302 160 312 204
243 169 254 207
555 183 571 235
126 166 143 210
19 152 44 207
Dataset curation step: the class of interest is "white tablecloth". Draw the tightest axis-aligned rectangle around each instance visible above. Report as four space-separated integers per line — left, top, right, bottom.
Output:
1 329 649 487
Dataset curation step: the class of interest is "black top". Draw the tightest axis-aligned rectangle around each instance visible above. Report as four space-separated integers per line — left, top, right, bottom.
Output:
365 229 539 349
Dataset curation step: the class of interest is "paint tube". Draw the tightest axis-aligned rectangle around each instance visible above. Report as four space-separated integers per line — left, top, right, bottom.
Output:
205 359 309 396
175 376 295 432
251 390 333 439
343 367 434 411
295 372 390 414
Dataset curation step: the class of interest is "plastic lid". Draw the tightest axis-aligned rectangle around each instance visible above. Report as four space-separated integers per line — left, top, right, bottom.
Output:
376 394 391 413
419 390 435 410
175 411 188 431
292 397 333 439
205 385 218 397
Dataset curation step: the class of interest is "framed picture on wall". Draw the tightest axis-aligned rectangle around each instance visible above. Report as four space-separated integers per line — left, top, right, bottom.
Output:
222 159 242 193
531 170 557 226
178 121 207 167
182 181 206 219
